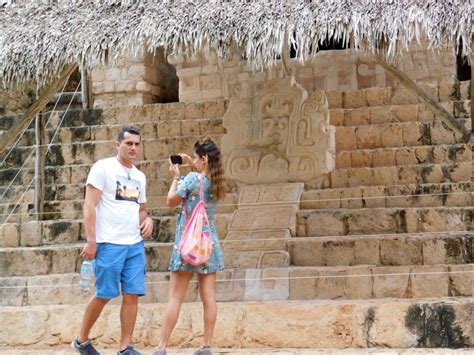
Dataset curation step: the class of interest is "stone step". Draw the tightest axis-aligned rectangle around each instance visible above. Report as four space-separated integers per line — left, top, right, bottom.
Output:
0 99 228 155
0 160 179 196
0 153 232 199
0 130 228 185
1 183 86 202
7 102 470 155
0 114 25 131
0 133 225 170
296 207 472 237
9 117 226 150
0 219 84 247
300 182 472 209
2 180 471 219
2 222 471 277
3 179 471 222
0 211 232 247
326 82 470 109
335 120 469 151
287 232 472 267
45 91 83 112
0 349 471 355
329 101 471 127
330 162 471 188
3 116 468 171
38 193 236 217
336 144 470 169
0 298 471 348
0 99 227 130
1 263 472 307
0 191 238 224
0 241 174 277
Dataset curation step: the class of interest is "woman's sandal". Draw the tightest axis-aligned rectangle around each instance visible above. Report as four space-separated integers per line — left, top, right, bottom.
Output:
193 345 212 355
152 349 166 355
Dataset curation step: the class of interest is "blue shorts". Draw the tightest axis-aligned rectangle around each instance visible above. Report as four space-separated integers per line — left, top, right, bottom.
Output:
94 241 146 299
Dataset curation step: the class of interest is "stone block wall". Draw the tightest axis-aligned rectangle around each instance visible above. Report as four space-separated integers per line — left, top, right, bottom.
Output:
168 45 458 103
0 85 35 116
90 47 175 108
86 41 461 109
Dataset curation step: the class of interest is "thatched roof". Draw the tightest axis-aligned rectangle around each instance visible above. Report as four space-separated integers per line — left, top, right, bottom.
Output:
1 0 472 87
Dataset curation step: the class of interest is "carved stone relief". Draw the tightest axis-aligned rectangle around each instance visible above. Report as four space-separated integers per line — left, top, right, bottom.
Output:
222 77 335 184
168 44 456 103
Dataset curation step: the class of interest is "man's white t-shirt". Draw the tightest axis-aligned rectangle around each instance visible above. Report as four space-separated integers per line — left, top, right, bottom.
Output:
86 157 147 245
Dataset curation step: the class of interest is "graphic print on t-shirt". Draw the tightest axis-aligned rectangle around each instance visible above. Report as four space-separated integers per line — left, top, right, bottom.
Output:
115 175 141 203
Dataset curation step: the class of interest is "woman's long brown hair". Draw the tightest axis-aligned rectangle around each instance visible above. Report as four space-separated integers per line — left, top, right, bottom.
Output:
195 138 225 201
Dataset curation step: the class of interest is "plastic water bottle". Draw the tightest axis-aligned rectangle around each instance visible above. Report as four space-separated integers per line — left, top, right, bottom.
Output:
78 259 94 291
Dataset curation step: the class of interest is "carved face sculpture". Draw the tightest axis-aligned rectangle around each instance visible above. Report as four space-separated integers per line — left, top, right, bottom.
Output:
259 96 293 152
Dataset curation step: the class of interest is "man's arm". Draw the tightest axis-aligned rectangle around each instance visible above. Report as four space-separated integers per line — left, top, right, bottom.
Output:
139 204 153 238
80 184 102 259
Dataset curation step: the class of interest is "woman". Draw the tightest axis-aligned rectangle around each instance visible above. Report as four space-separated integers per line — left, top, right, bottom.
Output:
154 139 225 355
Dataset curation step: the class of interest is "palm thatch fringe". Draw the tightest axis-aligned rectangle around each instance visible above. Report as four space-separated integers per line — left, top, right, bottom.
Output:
0 0 472 87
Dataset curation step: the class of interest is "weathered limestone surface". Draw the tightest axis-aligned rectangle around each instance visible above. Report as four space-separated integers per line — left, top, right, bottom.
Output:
91 49 166 108
336 144 470 169
222 79 335 184
0 242 173 277
0 86 35 116
1 263 472 307
1 43 472 354
0 299 471 348
223 183 303 269
300 182 472 210
170 47 455 103
297 207 472 237
287 233 472 267
0 223 20 247
334 120 468 152
0 349 472 354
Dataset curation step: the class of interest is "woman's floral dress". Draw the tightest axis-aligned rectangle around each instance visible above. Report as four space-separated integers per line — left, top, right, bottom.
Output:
168 172 225 273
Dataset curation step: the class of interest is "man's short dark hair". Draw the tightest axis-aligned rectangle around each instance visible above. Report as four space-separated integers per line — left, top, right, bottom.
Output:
118 126 141 142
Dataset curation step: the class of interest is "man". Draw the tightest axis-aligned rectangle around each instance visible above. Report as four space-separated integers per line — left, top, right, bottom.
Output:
72 126 154 355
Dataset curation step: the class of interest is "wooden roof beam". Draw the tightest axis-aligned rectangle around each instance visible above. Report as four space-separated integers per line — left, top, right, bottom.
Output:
375 54 471 143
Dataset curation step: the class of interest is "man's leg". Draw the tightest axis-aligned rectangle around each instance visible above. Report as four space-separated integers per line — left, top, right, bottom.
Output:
119 241 147 351
76 242 125 344
119 294 139 351
78 297 110 343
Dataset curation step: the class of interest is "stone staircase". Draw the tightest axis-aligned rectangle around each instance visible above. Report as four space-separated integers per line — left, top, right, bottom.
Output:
0 84 472 351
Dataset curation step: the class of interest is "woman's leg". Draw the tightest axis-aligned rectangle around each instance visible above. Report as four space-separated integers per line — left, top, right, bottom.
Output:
197 272 217 347
157 270 193 349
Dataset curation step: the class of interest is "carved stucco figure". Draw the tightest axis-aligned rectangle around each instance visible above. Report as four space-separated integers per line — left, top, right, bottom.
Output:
222 77 335 184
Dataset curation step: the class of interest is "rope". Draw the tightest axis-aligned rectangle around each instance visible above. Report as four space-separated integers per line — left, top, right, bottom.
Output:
0 78 68 167
1 81 82 226
46 81 82 155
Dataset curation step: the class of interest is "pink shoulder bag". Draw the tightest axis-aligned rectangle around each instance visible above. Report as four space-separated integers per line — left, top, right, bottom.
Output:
178 174 213 266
